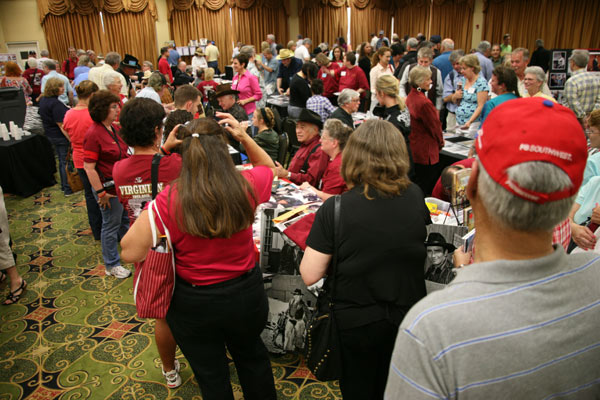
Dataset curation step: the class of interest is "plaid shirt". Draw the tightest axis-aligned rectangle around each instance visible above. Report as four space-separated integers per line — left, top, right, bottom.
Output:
563 69 600 118
552 218 572 252
306 95 336 123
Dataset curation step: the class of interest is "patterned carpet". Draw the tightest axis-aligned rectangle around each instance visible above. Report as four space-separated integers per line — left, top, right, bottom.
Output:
0 180 342 399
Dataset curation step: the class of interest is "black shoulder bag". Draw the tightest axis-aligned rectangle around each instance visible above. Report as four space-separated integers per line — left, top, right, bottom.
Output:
305 195 342 381
151 153 162 199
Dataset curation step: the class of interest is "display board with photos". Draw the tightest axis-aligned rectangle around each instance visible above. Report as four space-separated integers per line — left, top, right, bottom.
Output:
549 49 572 90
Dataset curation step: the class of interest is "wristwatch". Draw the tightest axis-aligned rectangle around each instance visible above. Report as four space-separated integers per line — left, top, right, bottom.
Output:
287 171 291 178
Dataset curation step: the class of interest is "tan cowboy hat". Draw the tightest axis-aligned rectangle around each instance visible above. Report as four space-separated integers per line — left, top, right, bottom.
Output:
276 49 294 60
142 70 153 80
195 48 205 57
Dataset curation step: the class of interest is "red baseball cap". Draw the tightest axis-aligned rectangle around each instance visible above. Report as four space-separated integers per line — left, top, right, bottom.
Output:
476 97 587 204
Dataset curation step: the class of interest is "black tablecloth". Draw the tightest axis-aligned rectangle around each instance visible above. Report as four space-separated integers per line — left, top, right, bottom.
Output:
0 134 57 197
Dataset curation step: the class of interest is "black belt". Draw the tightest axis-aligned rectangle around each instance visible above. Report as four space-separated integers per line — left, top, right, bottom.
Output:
176 266 256 289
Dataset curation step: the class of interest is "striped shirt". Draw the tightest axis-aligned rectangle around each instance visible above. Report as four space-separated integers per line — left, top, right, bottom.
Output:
563 69 600 119
385 247 600 399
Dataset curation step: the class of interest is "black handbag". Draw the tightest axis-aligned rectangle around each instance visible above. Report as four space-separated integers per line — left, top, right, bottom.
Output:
305 195 342 381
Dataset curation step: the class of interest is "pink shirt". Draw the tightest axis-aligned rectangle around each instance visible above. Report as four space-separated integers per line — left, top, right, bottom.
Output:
154 166 273 286
232 70 262 115
63 107 93 169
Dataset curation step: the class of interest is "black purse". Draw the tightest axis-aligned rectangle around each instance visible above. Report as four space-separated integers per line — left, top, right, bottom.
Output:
305 195 342 381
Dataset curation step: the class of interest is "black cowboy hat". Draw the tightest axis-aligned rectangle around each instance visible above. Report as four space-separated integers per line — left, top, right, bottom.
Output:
120 54 141 70
297 108 323 130
214 83 240 98
424 232 456 252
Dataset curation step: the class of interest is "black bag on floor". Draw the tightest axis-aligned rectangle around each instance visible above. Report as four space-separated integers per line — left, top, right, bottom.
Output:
305 195 342 381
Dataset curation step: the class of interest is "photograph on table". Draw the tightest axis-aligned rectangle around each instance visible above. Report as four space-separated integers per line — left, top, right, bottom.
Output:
259 207 305 275
552 51 567 71
424 224 468 293
549 72 567 89
261 285 316 354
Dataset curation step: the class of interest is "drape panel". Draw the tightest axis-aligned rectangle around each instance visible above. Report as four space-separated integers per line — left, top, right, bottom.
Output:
37 0 156 21
430 0 473 51
169 7 233 69
350 5 391 48
393 3 430 39
299 5 347 48
483 0 600 51
102 9 158 64
42 13 107 62
232 7 289 51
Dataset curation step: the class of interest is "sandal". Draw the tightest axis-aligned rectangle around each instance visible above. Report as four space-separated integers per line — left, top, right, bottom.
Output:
3 279 26 305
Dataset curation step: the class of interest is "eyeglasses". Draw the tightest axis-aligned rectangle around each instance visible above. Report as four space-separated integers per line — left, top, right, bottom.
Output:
110 104 119 109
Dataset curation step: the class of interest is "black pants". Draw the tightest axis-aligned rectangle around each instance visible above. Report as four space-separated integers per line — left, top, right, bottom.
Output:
414 162 440 196
77 168 102 240
339 319 399 400
166 267 277 400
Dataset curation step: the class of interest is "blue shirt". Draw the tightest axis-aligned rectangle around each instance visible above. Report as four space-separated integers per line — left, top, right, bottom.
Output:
432 51 452 81
442 70 463 113
456 76 489 125
168 49 180 67
481 93 518 125
476 52 494 81
262 55 279 86
582 152 600 187
575 176 600 224
41 70 73 106
277 57 302 91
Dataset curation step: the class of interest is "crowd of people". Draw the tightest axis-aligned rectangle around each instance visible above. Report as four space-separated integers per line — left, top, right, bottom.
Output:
1 28 599 400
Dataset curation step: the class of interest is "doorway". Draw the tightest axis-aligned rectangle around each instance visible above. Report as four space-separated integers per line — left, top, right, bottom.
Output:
6 41 40 69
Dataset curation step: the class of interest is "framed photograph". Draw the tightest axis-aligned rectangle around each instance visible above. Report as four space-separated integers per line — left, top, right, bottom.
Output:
200 38 208 46
552 51 567 71
423 224 468 293
588 49 600 71
549 72 567 89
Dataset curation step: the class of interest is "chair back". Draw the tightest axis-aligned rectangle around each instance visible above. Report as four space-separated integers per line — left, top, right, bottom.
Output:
271 107 283 134
282 118 300 157
278 132 289 166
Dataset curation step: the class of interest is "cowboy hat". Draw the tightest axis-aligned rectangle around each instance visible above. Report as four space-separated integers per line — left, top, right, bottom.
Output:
424 232 456 252
214 83 240 98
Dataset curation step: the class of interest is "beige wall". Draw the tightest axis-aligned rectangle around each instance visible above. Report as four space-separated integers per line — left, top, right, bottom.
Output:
155 0 171 50
0 0 47 54
471 0 484 50
288 0 299 43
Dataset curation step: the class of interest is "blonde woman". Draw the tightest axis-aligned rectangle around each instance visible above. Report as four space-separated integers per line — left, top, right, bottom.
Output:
375 74 413 176
369 47 394 111
453 54 489 129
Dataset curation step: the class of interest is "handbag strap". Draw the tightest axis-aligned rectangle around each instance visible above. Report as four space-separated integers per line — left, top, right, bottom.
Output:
328 195 341 303
151 153 162 199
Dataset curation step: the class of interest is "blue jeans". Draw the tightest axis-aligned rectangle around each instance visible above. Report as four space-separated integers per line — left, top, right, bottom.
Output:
77 168 102 240
93 192 129 268
48 138 71 194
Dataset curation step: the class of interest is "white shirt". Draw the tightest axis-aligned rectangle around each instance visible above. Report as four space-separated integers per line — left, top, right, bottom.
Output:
135 86 161 104
370 36 379 48
295 45 310 62
399 65 444 110
191 56 208 74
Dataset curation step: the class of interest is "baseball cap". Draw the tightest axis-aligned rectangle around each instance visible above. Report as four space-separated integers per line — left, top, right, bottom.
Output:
476 97 587 204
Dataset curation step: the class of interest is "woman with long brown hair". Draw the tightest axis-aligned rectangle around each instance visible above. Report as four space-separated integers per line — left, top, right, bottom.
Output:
120 113 277 400
300 119 430 400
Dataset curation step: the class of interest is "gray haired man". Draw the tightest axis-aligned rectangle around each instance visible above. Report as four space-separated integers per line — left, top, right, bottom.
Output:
385 98 600 399
564 49 600 120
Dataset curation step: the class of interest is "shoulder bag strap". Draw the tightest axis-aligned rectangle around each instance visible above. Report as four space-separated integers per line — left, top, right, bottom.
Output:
151 199 177 295
151 153 162 199
300 143 321 174
329 195 341 303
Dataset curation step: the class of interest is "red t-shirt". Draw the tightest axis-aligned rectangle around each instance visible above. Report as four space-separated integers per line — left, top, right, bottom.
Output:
62 57 78 80
63 108 93 169
319 153 346 195
197 80 219 103
320 63 340 98
113 154 182 224
430 158 475 201
336 66 370 97
83 122 129 194
154 165 273 285
158 57 173 83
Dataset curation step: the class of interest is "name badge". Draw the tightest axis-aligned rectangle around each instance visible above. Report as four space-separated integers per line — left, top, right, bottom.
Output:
341 71 347 77
322 73 327 78
467 87 475 94
232 80 238 86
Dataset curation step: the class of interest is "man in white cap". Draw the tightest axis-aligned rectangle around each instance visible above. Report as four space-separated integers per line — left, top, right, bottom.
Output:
385 98 600 399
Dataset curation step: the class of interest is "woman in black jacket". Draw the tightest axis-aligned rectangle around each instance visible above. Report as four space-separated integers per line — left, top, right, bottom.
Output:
287 62 318 118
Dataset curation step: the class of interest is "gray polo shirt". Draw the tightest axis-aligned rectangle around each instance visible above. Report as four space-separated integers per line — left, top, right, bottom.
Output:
385 246 600 399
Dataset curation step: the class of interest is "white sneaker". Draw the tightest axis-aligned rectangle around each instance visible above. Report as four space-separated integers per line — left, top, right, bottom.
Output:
105 265 131 279
162 359 182 389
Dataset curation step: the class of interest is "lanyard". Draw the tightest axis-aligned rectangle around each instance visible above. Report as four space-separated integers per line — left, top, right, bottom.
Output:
104 124 123 161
